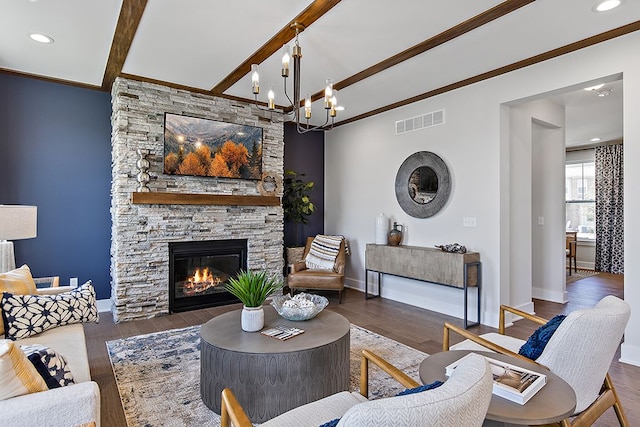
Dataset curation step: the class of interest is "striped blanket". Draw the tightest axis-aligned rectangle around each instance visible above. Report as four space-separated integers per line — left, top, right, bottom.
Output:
305 235 345 270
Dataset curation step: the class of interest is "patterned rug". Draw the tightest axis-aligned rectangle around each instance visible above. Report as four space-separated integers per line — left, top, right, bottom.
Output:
107 324 428 427
566 269 599 284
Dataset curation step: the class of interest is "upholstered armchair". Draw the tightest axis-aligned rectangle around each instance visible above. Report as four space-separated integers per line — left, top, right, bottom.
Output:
443 295 630 427
221 350 493 427
287 236 346 303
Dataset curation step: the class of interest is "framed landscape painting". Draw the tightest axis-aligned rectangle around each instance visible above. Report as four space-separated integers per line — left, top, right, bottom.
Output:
163 113 263 180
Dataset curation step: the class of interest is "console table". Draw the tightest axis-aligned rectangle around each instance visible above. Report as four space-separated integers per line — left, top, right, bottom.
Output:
365 244 481 328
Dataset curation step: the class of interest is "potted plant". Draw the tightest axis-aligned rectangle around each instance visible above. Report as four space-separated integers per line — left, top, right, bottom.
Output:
283 170 315 246
225 270 283 332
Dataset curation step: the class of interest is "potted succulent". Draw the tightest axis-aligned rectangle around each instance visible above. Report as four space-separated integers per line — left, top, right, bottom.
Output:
225 270 284 332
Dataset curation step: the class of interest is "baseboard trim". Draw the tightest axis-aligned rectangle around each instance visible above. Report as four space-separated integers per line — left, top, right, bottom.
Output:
620 342 640 367
97 298 111 313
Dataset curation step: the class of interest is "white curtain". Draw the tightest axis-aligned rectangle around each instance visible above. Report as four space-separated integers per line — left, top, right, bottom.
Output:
595 144 624 273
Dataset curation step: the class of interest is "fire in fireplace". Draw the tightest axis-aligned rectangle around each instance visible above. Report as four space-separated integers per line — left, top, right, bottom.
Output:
169 239 247 312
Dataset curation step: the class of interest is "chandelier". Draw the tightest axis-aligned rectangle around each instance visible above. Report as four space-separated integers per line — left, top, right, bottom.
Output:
250 22 341 133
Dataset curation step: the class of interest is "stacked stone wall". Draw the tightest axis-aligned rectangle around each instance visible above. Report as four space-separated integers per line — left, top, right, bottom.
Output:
111 78 284 322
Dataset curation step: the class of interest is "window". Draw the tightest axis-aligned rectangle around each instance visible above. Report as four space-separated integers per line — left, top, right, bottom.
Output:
565 161 595 240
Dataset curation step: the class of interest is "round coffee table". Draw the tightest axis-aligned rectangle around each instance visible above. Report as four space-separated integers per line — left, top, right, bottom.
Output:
419 350 576 425
200 306 350 423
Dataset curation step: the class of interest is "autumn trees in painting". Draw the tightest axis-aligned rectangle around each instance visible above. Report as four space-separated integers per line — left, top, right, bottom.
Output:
163 113 263 180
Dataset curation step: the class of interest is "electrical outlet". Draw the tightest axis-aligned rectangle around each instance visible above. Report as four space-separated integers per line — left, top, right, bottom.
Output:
538 216 545 225
70 277 78 287
463 217 477 227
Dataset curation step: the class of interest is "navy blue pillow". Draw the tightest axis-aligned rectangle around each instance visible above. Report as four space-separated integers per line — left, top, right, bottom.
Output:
518 314 567 360
396 380 443 396
319 418 340 427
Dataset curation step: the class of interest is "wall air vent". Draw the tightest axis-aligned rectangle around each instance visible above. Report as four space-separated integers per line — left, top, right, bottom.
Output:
395 109 445 135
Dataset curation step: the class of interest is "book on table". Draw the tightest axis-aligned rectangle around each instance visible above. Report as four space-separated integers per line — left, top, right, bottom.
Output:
445 353 547 405
260 325 305 341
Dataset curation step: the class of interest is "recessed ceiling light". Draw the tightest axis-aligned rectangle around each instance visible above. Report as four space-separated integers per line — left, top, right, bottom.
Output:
335 106 345 112
584 84 605 91
593 0 622 12
29 33 54 44
590 138 602 142
597 89 613 97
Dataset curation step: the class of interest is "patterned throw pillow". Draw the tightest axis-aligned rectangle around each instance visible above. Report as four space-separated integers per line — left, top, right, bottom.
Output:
1 281 99 340
20 344 75 389
0 339 48 400
0 265 38 336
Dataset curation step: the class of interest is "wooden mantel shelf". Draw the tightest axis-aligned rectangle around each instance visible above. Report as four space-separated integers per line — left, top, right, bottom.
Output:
131 192 280 206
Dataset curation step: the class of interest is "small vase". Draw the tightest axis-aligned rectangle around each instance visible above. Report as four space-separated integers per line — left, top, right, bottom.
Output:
388 222 403 246
241 305 264 332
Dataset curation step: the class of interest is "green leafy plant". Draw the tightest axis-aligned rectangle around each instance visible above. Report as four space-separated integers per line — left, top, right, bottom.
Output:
283 170 315 245
224 270 284 308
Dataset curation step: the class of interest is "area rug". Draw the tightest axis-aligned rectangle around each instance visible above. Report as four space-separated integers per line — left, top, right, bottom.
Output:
107 324 428 427
566 269 599 284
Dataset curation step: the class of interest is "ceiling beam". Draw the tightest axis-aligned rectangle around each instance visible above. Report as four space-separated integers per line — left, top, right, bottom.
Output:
336 20 640 127
297 0 536 108
211 0 342 95
101 0 148 91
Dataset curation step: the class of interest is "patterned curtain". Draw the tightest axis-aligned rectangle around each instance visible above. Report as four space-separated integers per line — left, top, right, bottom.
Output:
595 144 624 273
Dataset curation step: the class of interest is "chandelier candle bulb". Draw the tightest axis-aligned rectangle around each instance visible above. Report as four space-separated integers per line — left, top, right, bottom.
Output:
281 45 290 77
267 86 275 110
251 64 260 94
324 79 333 109
304 95 312 119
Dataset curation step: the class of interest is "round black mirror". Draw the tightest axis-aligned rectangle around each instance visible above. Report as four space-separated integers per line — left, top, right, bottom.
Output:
395 152 451 218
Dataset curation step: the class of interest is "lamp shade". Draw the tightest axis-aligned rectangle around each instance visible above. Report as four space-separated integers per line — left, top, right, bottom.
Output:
0 205 37 240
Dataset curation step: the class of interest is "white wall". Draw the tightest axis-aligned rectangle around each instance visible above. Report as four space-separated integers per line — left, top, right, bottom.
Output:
325 31 640 366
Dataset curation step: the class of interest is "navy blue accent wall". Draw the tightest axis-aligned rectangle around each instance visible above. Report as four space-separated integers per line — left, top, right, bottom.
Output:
0 74 112 299
283 122 324 247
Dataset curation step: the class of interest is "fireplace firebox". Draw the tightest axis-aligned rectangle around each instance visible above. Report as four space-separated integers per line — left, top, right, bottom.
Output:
169 239 247 313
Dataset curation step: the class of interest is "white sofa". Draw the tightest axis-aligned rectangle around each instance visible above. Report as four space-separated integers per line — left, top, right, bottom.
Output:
0 283 101 427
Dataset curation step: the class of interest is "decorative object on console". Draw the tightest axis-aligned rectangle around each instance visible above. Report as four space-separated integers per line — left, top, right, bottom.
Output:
375 213 388 244
435 243 467 253
250 22 343 133
163 113 263 180
271 292 329 321
224 270 283 332
136 149 151 192
395 152 451 218
0 205 37 273
1 281 99 340
388 222 403 246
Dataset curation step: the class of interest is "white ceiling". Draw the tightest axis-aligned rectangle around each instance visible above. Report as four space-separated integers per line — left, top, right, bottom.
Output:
1 0 633 145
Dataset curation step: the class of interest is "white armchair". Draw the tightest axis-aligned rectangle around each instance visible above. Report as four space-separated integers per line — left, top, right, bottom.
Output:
443 295 630 426
221 350 493 427
33 275 78 295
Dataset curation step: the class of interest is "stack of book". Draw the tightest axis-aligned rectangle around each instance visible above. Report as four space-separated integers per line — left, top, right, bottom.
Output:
446 353 547 404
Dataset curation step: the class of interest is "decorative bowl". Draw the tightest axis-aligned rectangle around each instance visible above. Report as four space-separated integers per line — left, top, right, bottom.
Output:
270 293 329 321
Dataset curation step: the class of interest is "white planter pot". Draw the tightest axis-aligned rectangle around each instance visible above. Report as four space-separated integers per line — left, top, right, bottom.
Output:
241 305 264 332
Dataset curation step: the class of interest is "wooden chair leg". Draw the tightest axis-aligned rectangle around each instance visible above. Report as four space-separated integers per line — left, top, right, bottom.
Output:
338 290 343 304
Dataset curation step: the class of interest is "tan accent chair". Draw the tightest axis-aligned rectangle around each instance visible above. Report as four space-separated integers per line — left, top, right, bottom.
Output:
443 296 630 427
287 236 346 303
221 350 493 427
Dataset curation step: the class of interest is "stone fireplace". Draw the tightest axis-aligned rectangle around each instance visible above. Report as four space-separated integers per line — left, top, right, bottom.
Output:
110 77 284 323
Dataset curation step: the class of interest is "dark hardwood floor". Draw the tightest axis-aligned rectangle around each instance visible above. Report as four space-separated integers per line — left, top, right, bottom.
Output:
85 272 638 426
